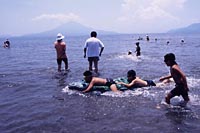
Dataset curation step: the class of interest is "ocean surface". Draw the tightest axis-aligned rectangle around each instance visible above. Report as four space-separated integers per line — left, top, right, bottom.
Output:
0 33 200 133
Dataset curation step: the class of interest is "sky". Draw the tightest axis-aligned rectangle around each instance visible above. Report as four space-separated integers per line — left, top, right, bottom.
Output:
0 0 200 36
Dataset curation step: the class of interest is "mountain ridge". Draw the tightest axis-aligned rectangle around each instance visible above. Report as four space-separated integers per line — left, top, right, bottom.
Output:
23 22 118 37
167 23 200 34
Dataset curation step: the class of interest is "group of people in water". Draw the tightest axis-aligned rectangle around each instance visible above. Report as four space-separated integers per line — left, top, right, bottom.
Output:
54 31 190 106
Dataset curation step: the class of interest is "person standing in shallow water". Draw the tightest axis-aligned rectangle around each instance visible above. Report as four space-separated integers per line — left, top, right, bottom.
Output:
159 53 189 105
54 33 69 72
84 31 104 74
135 42 141 57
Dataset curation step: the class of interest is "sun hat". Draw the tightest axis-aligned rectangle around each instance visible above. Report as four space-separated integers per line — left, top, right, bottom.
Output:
56 33 65 41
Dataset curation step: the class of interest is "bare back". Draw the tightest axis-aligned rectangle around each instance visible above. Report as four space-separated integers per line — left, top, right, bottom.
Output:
170 64 185 85
54 41 67 59
131 77 148 87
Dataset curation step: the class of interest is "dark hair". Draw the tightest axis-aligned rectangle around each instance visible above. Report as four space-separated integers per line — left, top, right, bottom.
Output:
164 53 176 61
83 70 92 76
57 39 62 43
91 31 97 37
127 70 136 77
136 42 140 45
164 53 177 65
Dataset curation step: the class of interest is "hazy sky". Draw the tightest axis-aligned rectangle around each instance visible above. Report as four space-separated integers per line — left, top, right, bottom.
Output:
0 0 199 36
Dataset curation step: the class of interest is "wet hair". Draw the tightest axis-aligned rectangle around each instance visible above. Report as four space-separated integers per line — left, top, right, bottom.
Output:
57 39 62 43
91 31 97 37
83 70 92 77
164 53 177 64
127 70 136 78
164 53 175 61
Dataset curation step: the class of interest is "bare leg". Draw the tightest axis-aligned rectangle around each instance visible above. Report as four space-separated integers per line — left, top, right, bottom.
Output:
110 84 121 93
58 65 61 72
165 93 173 104
63 58 68 70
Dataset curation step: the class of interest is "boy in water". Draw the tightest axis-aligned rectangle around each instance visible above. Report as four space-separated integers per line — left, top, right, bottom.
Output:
117 70 156 88
159 53 189 104
82 71 120 93
135 42 141 57
54 33 69 72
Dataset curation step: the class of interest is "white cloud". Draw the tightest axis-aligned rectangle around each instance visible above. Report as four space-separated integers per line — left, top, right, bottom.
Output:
117 0 187 33
32 13 81 23
151 0 187 9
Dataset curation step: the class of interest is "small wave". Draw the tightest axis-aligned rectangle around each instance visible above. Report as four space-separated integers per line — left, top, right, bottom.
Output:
117 54 142 62
189 94 200 106
62 86 88 97
187 76 200 88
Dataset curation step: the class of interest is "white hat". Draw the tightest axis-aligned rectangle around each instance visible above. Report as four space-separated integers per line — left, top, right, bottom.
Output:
56 33 65 41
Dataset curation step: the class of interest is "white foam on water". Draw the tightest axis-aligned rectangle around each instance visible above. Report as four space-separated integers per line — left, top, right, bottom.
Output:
117 54 142 62
101 87 154 98
62 86 88 97
187 76 200 88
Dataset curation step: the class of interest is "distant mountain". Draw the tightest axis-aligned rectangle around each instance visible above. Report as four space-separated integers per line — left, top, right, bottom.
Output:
168 23 200 34
24 22 118 37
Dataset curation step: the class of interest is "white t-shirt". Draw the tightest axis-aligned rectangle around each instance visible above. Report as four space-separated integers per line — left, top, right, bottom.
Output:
84 37 104 57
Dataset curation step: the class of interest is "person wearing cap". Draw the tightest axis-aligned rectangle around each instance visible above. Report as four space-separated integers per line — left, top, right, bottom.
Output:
54 33 69 72
84 31 104 74
159 53 189 105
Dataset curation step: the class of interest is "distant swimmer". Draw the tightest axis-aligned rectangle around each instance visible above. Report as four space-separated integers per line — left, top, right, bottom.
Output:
167 41 170 45
159 53 190 105
146 35 150 41
128 50 132 55
137 36 143 40
84 31 104 74
3 39 10 48
135 42 141 57
181 39 185 44
117 70 156 88
54 33 69 72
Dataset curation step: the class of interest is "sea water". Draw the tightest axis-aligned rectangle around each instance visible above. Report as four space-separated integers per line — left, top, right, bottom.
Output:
0 33 200 132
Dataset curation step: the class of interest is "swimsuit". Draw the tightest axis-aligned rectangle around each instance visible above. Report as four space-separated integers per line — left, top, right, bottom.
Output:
145 80 156 86
170 84 189 101
105 78 115 87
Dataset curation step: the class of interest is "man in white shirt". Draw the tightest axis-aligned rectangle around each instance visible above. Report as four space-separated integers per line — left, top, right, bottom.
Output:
84 31 104 74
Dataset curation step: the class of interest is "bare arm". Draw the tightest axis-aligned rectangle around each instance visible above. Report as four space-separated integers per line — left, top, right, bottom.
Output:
82 79 95 93
99 47 104 56
84 48 87 58
159 75 172 81
117 80 135 88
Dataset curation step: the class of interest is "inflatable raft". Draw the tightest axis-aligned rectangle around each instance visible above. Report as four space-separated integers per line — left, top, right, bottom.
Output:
68 77 156 92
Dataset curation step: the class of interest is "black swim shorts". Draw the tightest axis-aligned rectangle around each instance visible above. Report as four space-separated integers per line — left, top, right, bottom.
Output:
88 57 99 62
170 84 189 101
105 78 115 87
145 80 156 86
